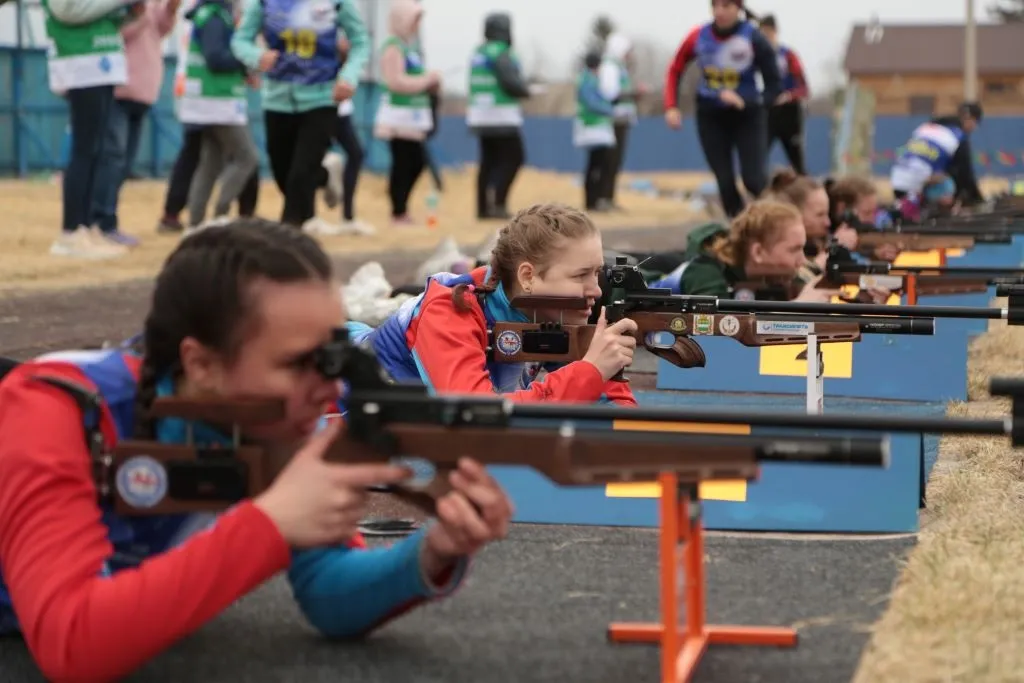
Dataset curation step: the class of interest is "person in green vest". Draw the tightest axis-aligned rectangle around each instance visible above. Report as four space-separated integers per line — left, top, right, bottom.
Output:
596 32 647 211
179 0 261 231
466 12 533 221
231 0 371 231
373 0 441 224
573 50 616 211
42 0 137 259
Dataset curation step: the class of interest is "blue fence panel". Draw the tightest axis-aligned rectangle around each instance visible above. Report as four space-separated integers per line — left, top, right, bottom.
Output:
4 47 1024 179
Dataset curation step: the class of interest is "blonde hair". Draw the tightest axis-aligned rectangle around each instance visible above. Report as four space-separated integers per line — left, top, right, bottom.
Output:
764 167 823 209
709 199 803 267
452 203 598 310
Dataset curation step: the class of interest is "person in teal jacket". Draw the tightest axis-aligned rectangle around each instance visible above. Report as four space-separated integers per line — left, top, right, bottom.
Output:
231 0 370 230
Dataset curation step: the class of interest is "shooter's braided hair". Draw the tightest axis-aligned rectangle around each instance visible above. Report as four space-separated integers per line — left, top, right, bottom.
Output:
133 218 333 438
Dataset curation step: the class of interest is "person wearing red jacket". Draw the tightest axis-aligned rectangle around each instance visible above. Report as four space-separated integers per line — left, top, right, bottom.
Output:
757 15 810 175
663 0 781 219
353 203 639 405
0 218 514 682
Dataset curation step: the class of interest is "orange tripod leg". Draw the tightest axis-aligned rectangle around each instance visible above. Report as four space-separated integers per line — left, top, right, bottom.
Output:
608 473 798 683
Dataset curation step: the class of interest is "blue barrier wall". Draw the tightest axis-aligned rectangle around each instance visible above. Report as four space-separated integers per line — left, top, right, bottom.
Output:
4 47 1024 179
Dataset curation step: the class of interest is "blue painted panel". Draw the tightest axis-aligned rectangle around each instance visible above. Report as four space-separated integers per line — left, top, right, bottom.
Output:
492 391 943 533
656 331 969 403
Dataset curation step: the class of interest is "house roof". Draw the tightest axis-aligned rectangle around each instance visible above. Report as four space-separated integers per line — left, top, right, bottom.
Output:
844 22 1024 76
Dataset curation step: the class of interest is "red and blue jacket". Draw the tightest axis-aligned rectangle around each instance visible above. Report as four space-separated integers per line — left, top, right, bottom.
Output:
0 347 465 682
774 45 808 101
664 20 781 111
354 266 636 405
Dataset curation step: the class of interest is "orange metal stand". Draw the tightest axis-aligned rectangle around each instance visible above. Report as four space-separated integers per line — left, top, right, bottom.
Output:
906 272 918 305
607 472 798 683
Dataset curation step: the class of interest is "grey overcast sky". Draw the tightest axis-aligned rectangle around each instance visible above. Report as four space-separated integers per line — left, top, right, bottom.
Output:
417 0 988 93
0 0 990 94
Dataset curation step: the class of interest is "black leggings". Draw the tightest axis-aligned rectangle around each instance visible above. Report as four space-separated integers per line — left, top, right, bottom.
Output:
477 132 524 216
264 107 336 227
696 104 768 218
388 138 425 217
600 122 631 203
585 146 613 210
768 102 806 175
335 115 364 221
163 127 259 218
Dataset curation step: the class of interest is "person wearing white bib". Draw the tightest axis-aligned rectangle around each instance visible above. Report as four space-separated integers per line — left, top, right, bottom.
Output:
573 50 616 211
42 0 138 259
373 0 441 225
596 32 647 211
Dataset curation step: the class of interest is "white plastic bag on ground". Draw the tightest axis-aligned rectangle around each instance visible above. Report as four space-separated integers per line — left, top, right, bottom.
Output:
415 236 474 284
341 262 412 326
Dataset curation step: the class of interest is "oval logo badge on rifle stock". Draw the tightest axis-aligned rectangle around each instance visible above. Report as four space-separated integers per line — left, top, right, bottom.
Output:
719 315 740 336
669 317 687 333
495 330 523 356
116 455 168 509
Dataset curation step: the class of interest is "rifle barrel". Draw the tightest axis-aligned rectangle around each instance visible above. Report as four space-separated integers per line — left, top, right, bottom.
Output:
836 264 1024 276
717 298 1004 320
755 313 934 335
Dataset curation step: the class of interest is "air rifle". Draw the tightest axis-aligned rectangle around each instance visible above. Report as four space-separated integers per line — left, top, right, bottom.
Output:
489 294 932 370
818 256 1024 300
101 328 891 517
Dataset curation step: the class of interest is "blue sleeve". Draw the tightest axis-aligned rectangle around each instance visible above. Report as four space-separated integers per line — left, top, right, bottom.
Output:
199 13 247 73
751 29 781 103
580 80 615 116
287 527 469 638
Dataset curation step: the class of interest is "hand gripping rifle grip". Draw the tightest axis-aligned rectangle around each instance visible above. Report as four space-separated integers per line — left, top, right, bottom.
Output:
605 303 627 383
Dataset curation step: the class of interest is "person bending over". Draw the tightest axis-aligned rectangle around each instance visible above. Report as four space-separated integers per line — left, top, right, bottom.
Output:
890 101 984 208
825 175 901 262
676 199 839 301
0 219 513 681
663 0 781 218
352 204 638 404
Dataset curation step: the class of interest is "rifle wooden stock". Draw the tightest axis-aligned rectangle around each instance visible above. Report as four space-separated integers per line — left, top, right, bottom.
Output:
857 233 976 251
490 313 861 369
325 423 887 515
818 273 991 296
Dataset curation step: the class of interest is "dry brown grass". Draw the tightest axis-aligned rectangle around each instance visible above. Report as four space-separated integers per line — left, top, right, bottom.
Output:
852 307 1024 683
0 167 700 294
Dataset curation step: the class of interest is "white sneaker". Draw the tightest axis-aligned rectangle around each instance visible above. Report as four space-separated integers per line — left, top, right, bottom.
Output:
303 217 378 237
321 152 343 209
49 226 127 259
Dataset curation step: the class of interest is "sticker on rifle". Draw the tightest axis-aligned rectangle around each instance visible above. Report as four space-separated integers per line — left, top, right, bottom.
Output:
669 317 687 333
755 320 815 336
390 456 437 489
495 330 522 356
693 314 714 335
734 288 755 301
719 315 740 337
116 456 168 509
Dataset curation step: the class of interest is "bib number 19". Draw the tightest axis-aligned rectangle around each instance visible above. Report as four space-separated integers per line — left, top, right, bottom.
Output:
280 29 317 59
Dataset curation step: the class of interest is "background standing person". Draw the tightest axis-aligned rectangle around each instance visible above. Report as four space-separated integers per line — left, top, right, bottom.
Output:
318 32 375 236
43 0 134 259
231 0 370 231
467 12 532 221
663 0 781 218
179 0 260 231
597 32 646 212
573 50 616 211
757 15 809 175
90 0 179 247
373 0 441 225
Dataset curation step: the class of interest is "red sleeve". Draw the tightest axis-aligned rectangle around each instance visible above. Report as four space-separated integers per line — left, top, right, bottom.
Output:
0 364 292 683
602 380 637 407
407 293 607 403
785 50 809 100
664 27 700 111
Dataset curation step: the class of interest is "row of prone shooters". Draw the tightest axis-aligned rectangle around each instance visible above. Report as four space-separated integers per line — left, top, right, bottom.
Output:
102 255 1024 518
